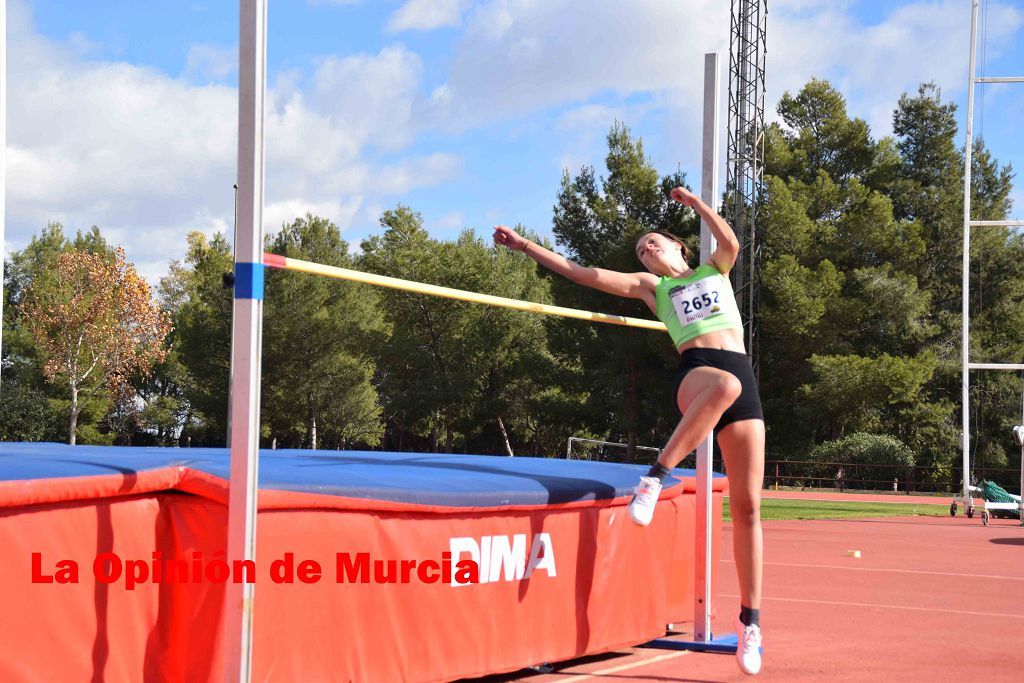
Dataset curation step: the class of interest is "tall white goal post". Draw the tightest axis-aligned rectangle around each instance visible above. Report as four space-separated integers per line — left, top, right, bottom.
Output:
958 0 1024 522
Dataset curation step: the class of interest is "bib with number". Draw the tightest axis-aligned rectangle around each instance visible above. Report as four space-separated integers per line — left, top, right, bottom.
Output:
654 264 743 348
669 277 724 325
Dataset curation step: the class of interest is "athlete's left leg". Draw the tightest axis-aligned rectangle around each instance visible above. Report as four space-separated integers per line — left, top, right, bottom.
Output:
716 418 764 607
716 418 765 675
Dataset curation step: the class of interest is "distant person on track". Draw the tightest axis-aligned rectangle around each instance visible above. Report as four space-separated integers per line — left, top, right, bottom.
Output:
494 185 765 675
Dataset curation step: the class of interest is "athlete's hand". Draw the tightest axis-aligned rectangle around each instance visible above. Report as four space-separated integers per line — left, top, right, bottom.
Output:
670 186 701 207
493 225 529 252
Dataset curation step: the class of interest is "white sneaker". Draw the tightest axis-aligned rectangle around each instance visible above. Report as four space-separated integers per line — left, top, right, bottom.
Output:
735 618 763 675
628 476 662 526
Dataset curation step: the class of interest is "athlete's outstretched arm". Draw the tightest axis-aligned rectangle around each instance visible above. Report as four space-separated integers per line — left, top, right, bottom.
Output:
669 187 739 274
493 225 656 301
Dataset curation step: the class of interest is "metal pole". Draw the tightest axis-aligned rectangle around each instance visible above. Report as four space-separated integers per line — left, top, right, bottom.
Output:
227 183 240 448
694 51 720 643
0 0 7 389
961 0 979 507
225 1 267 681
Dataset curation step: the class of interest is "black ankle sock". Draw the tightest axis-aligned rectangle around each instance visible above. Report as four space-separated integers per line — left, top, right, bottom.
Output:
645 462 672 482
739 605 760 628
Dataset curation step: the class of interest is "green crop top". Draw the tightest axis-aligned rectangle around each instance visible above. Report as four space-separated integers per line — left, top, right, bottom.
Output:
654 264 743 348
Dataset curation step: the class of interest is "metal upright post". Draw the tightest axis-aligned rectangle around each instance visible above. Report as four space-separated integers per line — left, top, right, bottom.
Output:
644 54 738 656
225 1 267 681
0 0 7 389
694 51 721 643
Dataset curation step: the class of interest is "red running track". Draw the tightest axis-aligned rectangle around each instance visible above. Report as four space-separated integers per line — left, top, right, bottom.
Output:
470 514 1024 682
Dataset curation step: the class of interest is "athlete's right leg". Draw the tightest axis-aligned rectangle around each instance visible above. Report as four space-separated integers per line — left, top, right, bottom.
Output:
659 366 741 469
628 367 740 525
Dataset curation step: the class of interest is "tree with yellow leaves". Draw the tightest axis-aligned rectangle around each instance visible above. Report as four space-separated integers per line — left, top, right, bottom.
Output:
21 247 172 444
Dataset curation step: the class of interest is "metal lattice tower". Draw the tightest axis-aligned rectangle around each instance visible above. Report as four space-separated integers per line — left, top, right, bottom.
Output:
725 0 767 369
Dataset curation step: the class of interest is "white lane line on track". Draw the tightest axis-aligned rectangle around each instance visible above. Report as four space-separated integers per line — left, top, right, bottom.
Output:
723 559 1024 581
721 594 1024 619
549 650 691 681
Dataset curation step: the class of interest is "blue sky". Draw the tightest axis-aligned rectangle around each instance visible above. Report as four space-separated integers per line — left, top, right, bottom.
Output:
5 0 1024 282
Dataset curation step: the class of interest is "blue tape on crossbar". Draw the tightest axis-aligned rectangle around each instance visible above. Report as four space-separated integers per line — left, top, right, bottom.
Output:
235 262 264 300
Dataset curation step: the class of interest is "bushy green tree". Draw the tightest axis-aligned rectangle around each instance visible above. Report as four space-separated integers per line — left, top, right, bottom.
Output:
360 207 568 455
159 232 234 445
549 121 700 458
262 214 389 449
760 79 1018 492
808 433 915 491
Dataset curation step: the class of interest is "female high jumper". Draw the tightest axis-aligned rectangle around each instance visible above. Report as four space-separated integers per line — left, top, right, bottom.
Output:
493 185 764 675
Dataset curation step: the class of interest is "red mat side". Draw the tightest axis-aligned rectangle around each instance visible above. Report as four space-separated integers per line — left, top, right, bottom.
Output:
0 467 726 512
0 490 723 682
0 494 228 682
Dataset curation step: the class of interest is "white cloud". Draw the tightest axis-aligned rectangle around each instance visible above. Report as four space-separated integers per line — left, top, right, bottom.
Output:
184 43 237 82
362 203 386 226
431 0 729 131
769 0 1024 135
4 0 458 284
376 152 462 194
414 0 731 188
108 214 229 283
421 0 1021 178
66 32 103 58
554 102 658 174
263 198 364 235
557 104 632 133
415 0 734 188
307 46 424 151
432 211 465 230
388 0 473 33
8 0 1022 289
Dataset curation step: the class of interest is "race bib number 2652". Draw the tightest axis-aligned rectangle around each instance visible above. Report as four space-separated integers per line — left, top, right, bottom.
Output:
669 278 723 325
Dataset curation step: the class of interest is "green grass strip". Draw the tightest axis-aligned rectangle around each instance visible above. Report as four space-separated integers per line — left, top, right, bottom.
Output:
723 497 950 522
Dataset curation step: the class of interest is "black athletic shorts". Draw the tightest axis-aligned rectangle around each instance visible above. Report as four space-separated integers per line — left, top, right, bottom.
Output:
673 348 764 432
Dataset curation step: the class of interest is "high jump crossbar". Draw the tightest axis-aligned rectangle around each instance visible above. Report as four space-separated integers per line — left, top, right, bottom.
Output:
262 253 668 332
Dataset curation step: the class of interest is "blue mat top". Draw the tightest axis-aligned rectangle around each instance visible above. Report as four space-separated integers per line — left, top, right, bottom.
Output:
0 442 720 508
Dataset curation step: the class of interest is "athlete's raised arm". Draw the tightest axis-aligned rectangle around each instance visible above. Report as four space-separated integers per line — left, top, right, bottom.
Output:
669 187 739 275
493 225 657 303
